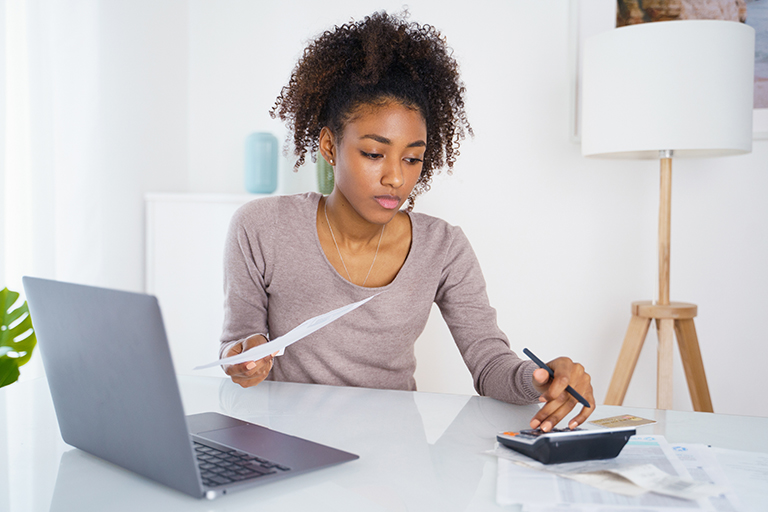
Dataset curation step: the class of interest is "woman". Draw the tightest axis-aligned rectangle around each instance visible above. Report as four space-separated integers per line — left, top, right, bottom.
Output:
220 11 593 432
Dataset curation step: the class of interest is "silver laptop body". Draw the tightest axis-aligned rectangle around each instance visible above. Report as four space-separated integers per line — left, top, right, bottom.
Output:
23 276 358 499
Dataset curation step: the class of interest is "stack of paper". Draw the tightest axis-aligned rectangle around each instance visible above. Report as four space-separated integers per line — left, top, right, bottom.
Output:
495 434 746 511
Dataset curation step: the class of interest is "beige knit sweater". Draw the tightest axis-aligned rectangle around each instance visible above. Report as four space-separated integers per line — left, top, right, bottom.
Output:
220 192 539 404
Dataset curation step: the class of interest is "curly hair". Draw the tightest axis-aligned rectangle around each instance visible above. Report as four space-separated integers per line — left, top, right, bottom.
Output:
270 11 472 209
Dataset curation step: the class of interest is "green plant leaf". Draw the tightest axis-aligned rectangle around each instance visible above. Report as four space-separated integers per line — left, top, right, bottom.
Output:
0 287 37 387
0 355 21 387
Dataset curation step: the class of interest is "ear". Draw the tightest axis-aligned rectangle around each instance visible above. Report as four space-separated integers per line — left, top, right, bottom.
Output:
318 127 337 166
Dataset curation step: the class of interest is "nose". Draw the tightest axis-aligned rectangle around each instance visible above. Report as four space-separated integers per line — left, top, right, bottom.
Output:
381 159 404 189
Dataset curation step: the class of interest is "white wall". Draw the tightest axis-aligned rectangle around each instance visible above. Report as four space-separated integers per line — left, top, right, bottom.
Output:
4 0 190 380
7 0 767 417
183 0 768 416
4 0 189 292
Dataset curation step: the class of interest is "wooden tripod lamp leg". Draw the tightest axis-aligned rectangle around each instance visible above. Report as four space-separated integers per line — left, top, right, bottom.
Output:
656 318 675 409
674 318 713 412
605 314 651 405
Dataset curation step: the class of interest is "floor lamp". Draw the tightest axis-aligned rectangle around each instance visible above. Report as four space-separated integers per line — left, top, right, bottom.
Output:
581 20 755 412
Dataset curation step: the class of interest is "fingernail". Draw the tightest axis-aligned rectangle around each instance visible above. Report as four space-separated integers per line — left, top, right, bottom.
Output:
245 362 256 370
541 422 552 432
530 419 541 429
569 420 578 430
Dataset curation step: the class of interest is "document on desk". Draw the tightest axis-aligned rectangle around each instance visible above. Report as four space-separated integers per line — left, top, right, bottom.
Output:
671 444 746 512
496 435 732 511
711 447 768 512
194 294 379 370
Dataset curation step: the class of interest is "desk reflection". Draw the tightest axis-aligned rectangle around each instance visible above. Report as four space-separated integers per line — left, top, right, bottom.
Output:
217 379 540 510
47 378 542 511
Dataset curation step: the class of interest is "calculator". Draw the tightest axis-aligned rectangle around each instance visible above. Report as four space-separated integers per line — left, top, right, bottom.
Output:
496 426 635 464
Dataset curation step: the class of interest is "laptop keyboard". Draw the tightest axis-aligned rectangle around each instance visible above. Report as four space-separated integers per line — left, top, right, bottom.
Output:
194 441 291 487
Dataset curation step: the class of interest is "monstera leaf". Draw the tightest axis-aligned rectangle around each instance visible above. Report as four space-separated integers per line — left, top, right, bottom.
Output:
0 288 37 388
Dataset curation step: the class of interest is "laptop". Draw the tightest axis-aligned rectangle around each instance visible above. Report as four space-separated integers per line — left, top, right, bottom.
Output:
23 276 358 499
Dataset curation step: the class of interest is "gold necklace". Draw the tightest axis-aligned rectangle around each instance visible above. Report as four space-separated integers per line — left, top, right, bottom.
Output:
324 199 385 286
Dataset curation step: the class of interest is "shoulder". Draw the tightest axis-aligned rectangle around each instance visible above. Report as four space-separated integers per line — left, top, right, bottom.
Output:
230 192 320 230
409 211 471 251
408 211 481 286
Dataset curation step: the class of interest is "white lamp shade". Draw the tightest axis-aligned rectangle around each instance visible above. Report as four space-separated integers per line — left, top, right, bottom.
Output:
581 20 755 159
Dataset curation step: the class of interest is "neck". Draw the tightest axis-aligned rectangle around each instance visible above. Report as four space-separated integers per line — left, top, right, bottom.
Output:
324 195 386 248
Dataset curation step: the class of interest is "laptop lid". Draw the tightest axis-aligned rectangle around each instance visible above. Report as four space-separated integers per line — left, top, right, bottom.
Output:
24 276 358 499
23 276 204 497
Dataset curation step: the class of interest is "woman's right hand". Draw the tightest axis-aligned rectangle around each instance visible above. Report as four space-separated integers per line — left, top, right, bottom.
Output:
223 334 274 388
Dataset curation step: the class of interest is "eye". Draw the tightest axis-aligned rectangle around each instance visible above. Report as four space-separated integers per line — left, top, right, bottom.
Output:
361 151 383 159
404 157 423 165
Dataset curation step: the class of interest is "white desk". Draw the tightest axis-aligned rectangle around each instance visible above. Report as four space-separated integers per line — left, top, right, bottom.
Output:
2 376 767 511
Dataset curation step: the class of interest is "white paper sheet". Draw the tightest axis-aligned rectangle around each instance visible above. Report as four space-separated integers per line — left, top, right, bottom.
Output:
498 459 709 512
495 450 722 501
671 444 745 512
496 435 717 510
194 294 379 370
713 447 768 512
609 463 725 501
497 439 764 512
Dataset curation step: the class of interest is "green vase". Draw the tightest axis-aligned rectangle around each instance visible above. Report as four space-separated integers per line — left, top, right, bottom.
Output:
316 155 334 195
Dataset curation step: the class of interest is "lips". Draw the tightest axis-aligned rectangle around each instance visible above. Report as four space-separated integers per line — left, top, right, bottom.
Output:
375 195 401 210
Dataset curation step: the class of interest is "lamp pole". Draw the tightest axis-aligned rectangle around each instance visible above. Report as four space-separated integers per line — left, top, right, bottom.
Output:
658 150 673 307
655 150 674 408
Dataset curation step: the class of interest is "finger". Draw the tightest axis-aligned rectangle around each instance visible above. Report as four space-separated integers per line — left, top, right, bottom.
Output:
223 360 253 377
232 357 273 387
568 392 597 428
568 407 593 429
531 388 571 425
538 396 579 432
225 355 272 378
532 368 551 387
235 362 273 388
531 391 576 431
539 373 571 403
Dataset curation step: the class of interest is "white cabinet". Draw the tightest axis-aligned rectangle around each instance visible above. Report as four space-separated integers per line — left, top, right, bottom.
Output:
145 193 266 377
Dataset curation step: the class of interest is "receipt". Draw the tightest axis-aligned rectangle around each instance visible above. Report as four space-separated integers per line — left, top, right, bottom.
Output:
195 294 379 370
610 463 725 501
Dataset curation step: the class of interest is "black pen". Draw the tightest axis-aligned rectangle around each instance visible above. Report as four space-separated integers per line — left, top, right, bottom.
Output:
523 348 591 408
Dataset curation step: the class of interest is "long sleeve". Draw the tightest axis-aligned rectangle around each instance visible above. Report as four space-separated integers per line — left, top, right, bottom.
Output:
434 226 540 405
220 198 276 353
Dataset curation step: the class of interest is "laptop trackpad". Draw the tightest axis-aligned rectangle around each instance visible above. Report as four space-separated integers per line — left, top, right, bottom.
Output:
199 424 358 471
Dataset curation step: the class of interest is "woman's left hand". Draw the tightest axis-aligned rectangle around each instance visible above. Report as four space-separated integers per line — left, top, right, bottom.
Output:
530 357 594 432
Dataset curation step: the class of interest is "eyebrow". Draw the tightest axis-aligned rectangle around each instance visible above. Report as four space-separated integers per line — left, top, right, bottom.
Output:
360 134 426 148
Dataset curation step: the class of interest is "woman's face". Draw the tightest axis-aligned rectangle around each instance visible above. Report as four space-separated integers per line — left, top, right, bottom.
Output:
329 101 427 225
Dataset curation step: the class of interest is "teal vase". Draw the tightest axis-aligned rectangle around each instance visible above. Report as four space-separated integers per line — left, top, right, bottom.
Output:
244 132 278 194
